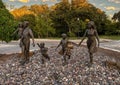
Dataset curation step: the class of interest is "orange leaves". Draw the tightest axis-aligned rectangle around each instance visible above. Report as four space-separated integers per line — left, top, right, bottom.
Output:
72 0 88 8
96 9 103 14
50 5 57 11
31 4 48 14
10 4 49 19
11 6 35 19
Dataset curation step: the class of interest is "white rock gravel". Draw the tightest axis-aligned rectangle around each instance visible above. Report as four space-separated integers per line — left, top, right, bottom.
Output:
0 47 120 85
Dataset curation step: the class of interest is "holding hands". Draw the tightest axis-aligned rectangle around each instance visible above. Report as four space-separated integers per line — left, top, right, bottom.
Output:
32 43 35 47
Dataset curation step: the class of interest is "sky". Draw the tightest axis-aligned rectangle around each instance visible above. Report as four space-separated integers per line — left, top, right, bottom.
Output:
2 0 120 18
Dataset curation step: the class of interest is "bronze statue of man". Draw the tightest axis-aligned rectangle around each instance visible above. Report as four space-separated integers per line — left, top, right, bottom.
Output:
37 42 50 64
79 21 100 65
20 21 35 65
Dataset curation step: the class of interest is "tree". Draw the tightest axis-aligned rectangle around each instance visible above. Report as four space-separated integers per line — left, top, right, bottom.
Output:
50 0 107 36
112 11 120 22
0 0 16 42
11 6 35 19
50 2 72 36
34 15 55 38
112 11 120 35
30 4 49 15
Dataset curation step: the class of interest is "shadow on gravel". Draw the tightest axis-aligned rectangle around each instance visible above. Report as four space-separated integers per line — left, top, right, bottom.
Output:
98 48 120 70
0 52 34 64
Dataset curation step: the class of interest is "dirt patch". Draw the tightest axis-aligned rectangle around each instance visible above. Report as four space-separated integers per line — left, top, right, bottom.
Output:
0 52 34 64
81 45 120 59
82 45 120 69
0 54 13 64
98 48 120 69
99 47 120 57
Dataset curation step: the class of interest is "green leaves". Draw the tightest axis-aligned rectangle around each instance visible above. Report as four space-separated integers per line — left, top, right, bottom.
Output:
112 11 120 35
34 15 55 38
50 1 107 37
0 0 16 43
112 11 120 22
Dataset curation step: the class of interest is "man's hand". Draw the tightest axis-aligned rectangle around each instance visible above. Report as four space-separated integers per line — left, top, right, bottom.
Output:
98 43 100 48
32 43 35 47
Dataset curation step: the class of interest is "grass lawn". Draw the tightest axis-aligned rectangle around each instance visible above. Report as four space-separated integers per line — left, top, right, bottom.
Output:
100 35 120 40
38 37 81 40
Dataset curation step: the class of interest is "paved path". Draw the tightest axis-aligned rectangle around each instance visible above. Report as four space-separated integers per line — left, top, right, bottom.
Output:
0 39 60 54
100 40 120 52
0 39 120 54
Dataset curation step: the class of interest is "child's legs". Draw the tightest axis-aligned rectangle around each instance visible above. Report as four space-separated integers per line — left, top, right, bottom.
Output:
43 54 50 60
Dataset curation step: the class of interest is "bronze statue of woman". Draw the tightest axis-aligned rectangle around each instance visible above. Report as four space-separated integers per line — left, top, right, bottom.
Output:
79 21 100 64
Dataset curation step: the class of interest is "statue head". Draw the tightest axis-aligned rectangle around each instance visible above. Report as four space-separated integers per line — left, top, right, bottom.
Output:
18 22 23 28
87 21 96 29
61 33 67 39
23 21 29 28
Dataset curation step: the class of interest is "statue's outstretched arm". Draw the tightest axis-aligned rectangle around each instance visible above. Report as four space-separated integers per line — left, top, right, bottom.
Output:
56 40 62 50
68 41 78 47
11 28 18 36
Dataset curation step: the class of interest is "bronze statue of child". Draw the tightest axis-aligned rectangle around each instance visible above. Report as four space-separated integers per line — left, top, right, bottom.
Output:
56 33 78 65
12 22 24 47
37 42 50 64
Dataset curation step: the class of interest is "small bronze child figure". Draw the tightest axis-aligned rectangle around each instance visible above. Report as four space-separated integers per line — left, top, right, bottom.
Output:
12 22 24 47
37 42 50 64
79 21 100 65
56 33 78 64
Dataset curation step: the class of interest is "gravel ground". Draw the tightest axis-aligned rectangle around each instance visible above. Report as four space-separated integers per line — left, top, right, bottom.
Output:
0 46 120 85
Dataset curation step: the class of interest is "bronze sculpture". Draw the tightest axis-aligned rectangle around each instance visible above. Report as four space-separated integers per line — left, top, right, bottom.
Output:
12 22 24 47
56 33 78 65
79 21 100 64
37 42 50 64
20 21 35 65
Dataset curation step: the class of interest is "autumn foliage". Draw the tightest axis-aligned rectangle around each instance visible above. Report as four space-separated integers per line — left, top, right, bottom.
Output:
0 0 119 42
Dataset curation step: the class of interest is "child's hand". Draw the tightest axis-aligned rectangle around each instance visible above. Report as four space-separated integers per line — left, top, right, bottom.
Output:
37 43 40 47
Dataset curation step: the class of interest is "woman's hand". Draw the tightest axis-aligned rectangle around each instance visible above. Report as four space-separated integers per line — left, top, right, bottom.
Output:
79 42 82 46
